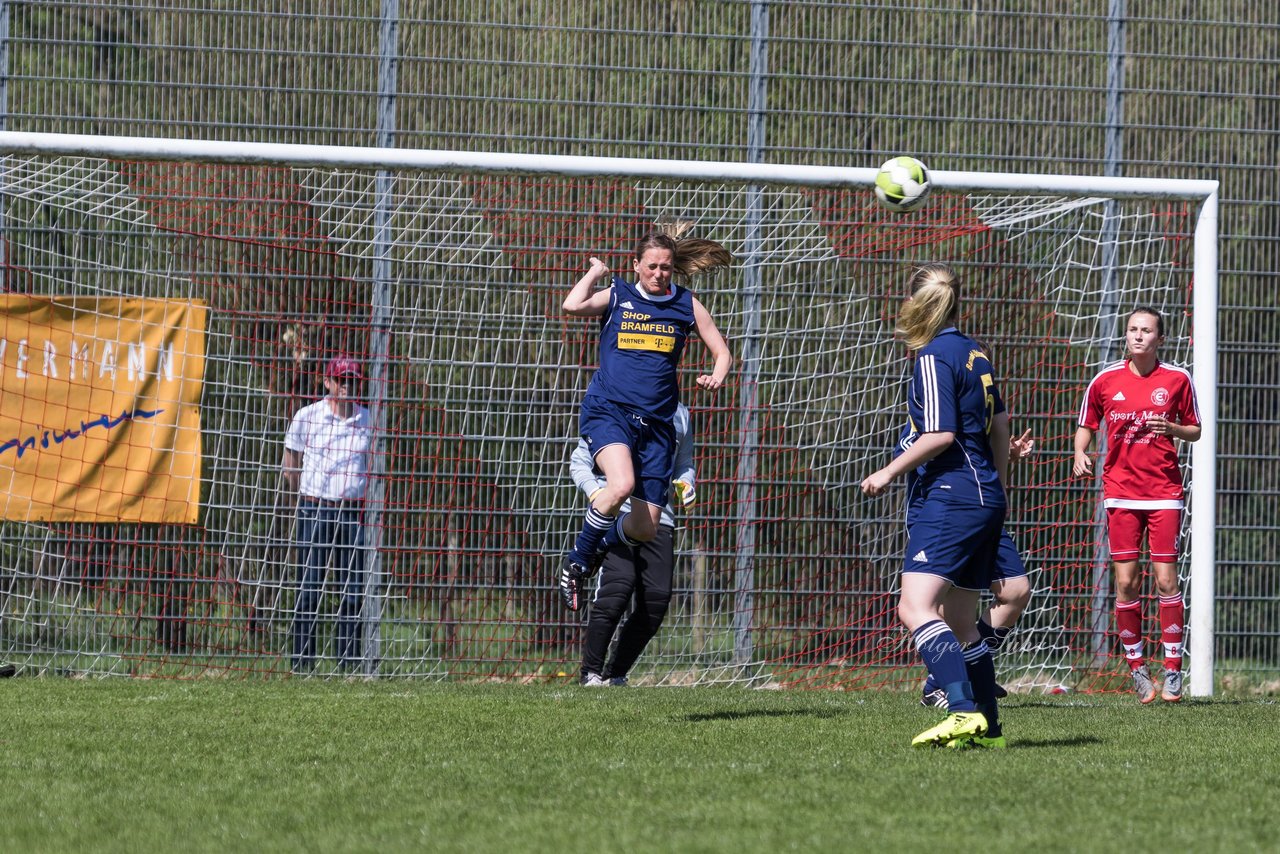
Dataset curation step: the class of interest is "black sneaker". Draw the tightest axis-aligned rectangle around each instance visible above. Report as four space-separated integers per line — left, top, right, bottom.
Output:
559 557 590 611
921 687 948 709
994 682 1008 700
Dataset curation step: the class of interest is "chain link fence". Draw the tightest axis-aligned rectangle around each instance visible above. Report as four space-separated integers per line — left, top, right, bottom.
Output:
0 1 1275 687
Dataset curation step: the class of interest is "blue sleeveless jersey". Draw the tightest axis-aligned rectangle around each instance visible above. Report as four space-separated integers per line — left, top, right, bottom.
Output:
584 275 695 420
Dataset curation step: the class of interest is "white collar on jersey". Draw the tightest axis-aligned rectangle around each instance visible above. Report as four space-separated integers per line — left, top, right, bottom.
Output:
630 280 679 303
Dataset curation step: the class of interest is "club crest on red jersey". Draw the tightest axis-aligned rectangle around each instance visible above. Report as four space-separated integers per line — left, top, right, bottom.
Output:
1151 387 1170 406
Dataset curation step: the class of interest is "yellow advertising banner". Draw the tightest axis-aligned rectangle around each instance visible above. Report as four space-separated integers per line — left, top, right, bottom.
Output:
0 297 206 523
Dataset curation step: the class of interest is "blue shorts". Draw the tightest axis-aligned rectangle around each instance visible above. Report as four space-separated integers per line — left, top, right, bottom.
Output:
992 529 1027 581
579 394 676 508
903 499 1005 591
906 495 1024 586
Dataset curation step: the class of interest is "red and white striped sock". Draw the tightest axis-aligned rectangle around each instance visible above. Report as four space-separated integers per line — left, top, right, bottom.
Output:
1115 599 1145 670
1159 594 1185 672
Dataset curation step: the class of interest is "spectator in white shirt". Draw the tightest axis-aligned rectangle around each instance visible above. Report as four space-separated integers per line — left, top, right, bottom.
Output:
282 356 373 673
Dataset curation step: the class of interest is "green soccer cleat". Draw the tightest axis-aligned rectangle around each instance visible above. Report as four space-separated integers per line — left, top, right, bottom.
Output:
911 711 989 749
946 734 1008 750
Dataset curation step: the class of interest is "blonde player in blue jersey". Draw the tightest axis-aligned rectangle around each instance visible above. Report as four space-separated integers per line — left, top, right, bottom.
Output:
861 263 1011 749
912 334 1036 708
558 228 733 611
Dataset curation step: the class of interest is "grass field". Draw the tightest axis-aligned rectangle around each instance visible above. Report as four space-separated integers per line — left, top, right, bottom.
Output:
1 680 1276 853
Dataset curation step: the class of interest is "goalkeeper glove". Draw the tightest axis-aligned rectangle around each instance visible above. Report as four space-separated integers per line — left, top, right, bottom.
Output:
672 480 696 508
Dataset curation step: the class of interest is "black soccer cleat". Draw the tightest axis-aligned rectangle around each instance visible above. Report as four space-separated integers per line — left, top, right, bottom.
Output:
921 687 948 709
559 557 589 611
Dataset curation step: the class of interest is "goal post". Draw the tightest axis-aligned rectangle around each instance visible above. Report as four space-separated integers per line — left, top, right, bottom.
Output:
0 130 1218 695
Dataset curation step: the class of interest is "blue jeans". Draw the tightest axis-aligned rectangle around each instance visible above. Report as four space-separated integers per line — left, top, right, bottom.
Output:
290 501 366 671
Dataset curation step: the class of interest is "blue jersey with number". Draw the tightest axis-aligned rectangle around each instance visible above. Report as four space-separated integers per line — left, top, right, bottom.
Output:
906 328 1006 507
585 275 695 421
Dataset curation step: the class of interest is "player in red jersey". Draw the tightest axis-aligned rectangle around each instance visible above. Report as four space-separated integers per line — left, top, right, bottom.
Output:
1073 307 1201 703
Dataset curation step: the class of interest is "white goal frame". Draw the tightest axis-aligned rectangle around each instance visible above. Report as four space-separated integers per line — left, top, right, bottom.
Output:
0 130 1219 695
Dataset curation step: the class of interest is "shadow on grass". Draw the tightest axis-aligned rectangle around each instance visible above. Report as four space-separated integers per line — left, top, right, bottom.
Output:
682 708 845 723
1009 735 1105 748
1165 698 1270 706
1010 697 1246 709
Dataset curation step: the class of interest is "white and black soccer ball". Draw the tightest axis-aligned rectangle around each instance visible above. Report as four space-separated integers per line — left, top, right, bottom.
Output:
874 156 932 212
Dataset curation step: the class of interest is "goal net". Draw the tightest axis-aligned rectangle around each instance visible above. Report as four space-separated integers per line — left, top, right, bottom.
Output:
0 134 1217 694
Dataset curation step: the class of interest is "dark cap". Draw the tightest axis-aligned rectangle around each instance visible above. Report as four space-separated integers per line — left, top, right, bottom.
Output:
325 356 363 380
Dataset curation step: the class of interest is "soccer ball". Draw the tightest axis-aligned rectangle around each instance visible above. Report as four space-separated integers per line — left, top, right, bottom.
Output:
874 156 932 212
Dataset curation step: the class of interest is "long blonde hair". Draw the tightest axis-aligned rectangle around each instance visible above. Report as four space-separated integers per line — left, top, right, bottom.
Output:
635 218 734 279
896 263 960 350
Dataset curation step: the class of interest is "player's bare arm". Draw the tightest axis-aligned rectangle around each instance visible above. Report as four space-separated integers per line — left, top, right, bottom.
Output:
990 411 1011 486
861 430 955 496
691 296 733 389
1072 425 1096 476
562 257 613 316
282 448 302 492
1145 414 1202 442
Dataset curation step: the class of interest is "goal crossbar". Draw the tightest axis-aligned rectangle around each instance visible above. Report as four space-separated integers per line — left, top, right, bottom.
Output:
0 131 1218 198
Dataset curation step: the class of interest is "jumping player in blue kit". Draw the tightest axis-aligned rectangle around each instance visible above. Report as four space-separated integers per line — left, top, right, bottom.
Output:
558 228 733 611
861 263 1011 749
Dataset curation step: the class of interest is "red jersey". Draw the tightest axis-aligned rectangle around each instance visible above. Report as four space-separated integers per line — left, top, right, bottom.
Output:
1078 359 1200 507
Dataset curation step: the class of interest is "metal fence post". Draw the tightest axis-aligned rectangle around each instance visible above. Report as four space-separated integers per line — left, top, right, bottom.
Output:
362 0 398 676
1087 0 1127 669
733 0 769 667
1 0 8 279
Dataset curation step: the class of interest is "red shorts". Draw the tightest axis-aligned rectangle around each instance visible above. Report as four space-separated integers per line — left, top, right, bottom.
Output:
1106 507 1182 562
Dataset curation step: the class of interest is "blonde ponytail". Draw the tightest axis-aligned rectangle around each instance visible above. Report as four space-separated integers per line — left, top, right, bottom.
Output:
896 263 960 350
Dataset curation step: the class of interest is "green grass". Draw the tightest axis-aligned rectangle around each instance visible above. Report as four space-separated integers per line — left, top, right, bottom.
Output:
1 681 1276 853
